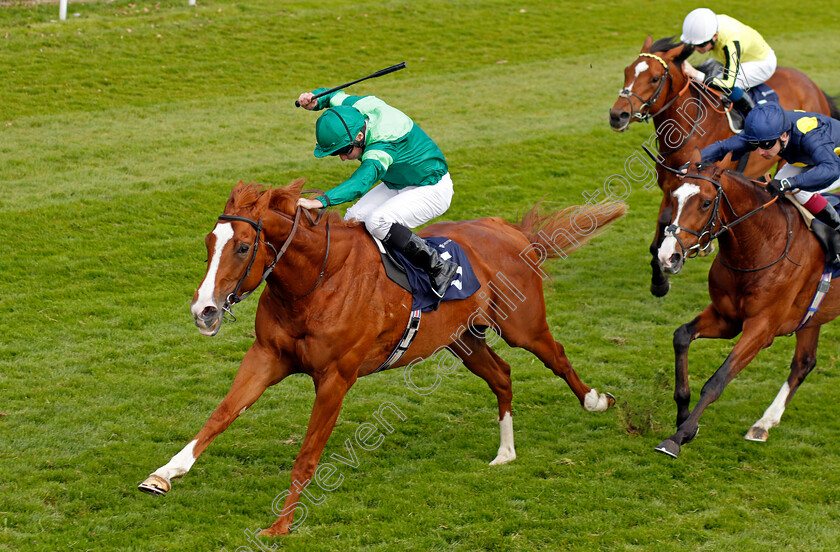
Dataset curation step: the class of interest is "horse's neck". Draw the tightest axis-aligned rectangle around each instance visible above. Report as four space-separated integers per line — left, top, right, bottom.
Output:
653 74 725 160
263 213 370 301
717 178 787 255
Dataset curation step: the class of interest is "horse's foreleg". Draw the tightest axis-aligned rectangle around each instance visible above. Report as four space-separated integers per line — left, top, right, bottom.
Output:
451 334 516 465
260 372 354 537
657 319 772 458
673 306 740 429
650 204 673 297
746 326 820 442
139 343 290 495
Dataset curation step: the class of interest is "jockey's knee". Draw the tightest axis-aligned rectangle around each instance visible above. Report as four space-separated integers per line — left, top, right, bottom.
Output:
365 217 393 241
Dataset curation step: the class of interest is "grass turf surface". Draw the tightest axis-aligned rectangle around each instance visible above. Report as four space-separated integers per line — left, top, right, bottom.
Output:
2 1 840 550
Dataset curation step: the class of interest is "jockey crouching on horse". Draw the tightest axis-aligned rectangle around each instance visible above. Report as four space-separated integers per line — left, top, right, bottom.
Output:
680 8 777 120
296 89 458 298
698 102 840 266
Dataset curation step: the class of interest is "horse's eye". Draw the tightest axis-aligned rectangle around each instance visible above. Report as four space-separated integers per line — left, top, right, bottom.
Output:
652 76 660 83
237 243 250 255
702 199 712 209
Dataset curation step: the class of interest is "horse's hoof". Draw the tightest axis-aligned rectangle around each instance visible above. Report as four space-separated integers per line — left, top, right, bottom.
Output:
655 438 681 458
489 450 516 465
745 426 769 442
650 280 671 298
259 527 290 537
138 474 170 496
604 392 616 409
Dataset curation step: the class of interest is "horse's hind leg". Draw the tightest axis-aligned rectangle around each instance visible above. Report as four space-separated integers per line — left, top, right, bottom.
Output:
746 326 820 442
450 332 516 465
508 325 614 412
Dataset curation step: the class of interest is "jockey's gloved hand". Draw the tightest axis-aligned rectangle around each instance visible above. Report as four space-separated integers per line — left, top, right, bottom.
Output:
766 178 791 198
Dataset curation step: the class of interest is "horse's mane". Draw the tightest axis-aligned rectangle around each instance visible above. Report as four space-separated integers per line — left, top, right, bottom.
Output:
650 36 695 65
226 179 361 228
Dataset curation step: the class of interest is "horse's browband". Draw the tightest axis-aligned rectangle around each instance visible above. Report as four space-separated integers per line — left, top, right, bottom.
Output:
639 53 668 69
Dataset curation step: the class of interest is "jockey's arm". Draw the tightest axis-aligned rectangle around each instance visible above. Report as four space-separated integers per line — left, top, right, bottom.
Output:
315 158 387 207
707 41 742 92
700 134 748 164
785 136 840 192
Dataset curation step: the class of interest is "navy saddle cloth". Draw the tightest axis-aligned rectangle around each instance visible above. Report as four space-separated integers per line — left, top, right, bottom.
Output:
376 236 481 312
748 83 779 107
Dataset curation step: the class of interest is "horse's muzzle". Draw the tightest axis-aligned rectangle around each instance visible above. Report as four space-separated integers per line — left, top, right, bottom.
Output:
193 304 222 336
609 109 631 131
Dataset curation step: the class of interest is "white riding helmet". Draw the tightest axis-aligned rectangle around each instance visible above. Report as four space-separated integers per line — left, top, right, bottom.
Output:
680 8 719 45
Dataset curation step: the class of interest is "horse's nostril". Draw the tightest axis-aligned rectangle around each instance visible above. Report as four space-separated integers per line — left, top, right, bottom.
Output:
201 306 218 319
619 111 630 120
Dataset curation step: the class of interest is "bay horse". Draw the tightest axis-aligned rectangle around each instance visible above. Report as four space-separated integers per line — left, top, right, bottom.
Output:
654 147 840 458
139 179 625 535
609 35 840 298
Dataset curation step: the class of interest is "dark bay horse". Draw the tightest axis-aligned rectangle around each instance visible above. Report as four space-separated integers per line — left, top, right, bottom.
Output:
139 179 625 535
609 35 840 298
654 148 840 458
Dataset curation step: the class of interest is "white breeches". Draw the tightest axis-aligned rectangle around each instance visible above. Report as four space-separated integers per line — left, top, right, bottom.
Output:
736 50 777 90
776 164 840 204
344 172 454 239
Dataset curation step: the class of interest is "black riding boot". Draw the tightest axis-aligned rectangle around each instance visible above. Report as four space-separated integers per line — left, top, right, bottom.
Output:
384 223 458 298
733 92 756 116
813 204 840 267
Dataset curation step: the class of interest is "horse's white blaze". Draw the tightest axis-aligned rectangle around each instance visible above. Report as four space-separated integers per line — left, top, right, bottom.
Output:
489 411 516 465
751 381 791 432
583 389 611 412
192 222 234 318
658 183 700 268
634 60 649 78
152 439 198 482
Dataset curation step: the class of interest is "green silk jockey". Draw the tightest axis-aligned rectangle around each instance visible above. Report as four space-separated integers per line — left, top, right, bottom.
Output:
680 8 777 117
296 88 458 298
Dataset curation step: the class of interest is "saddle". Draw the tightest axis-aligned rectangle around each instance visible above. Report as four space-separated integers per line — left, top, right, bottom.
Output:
788 194 840 273
371 234 481 312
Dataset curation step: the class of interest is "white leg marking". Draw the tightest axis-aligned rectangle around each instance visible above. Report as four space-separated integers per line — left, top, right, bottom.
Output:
752 382 791 433
191 223 234 319
583 389 611 412
489 412 516 465
153 439 198 482
657 183 700 268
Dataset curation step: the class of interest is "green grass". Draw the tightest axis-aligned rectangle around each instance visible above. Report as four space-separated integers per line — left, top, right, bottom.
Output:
2 1 840 550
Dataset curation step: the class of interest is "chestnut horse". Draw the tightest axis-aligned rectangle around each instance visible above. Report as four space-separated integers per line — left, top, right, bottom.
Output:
139 179 625 535
609 35 840 298
654 148 840 458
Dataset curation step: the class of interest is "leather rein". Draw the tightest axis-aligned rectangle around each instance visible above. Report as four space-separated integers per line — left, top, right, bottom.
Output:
217 194 329 321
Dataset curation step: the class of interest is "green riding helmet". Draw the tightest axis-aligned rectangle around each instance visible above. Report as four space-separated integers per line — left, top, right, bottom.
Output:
314 105 366 158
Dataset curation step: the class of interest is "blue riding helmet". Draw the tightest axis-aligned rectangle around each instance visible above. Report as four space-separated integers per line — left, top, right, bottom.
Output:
741 103 789 142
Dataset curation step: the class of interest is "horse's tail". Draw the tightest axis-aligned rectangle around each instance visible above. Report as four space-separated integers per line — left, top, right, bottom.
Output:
518 201 627 258
823 90 840 119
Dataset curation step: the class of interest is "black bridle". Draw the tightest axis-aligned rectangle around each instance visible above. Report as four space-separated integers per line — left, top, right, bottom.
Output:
618 53 677 123
642 145 791 271
216 200 329 321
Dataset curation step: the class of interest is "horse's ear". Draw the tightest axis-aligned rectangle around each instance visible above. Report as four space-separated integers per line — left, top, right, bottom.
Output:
663 44 685 62
641 35 653 53
251 186 272 218
718 152 733 169
689 147 702 167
